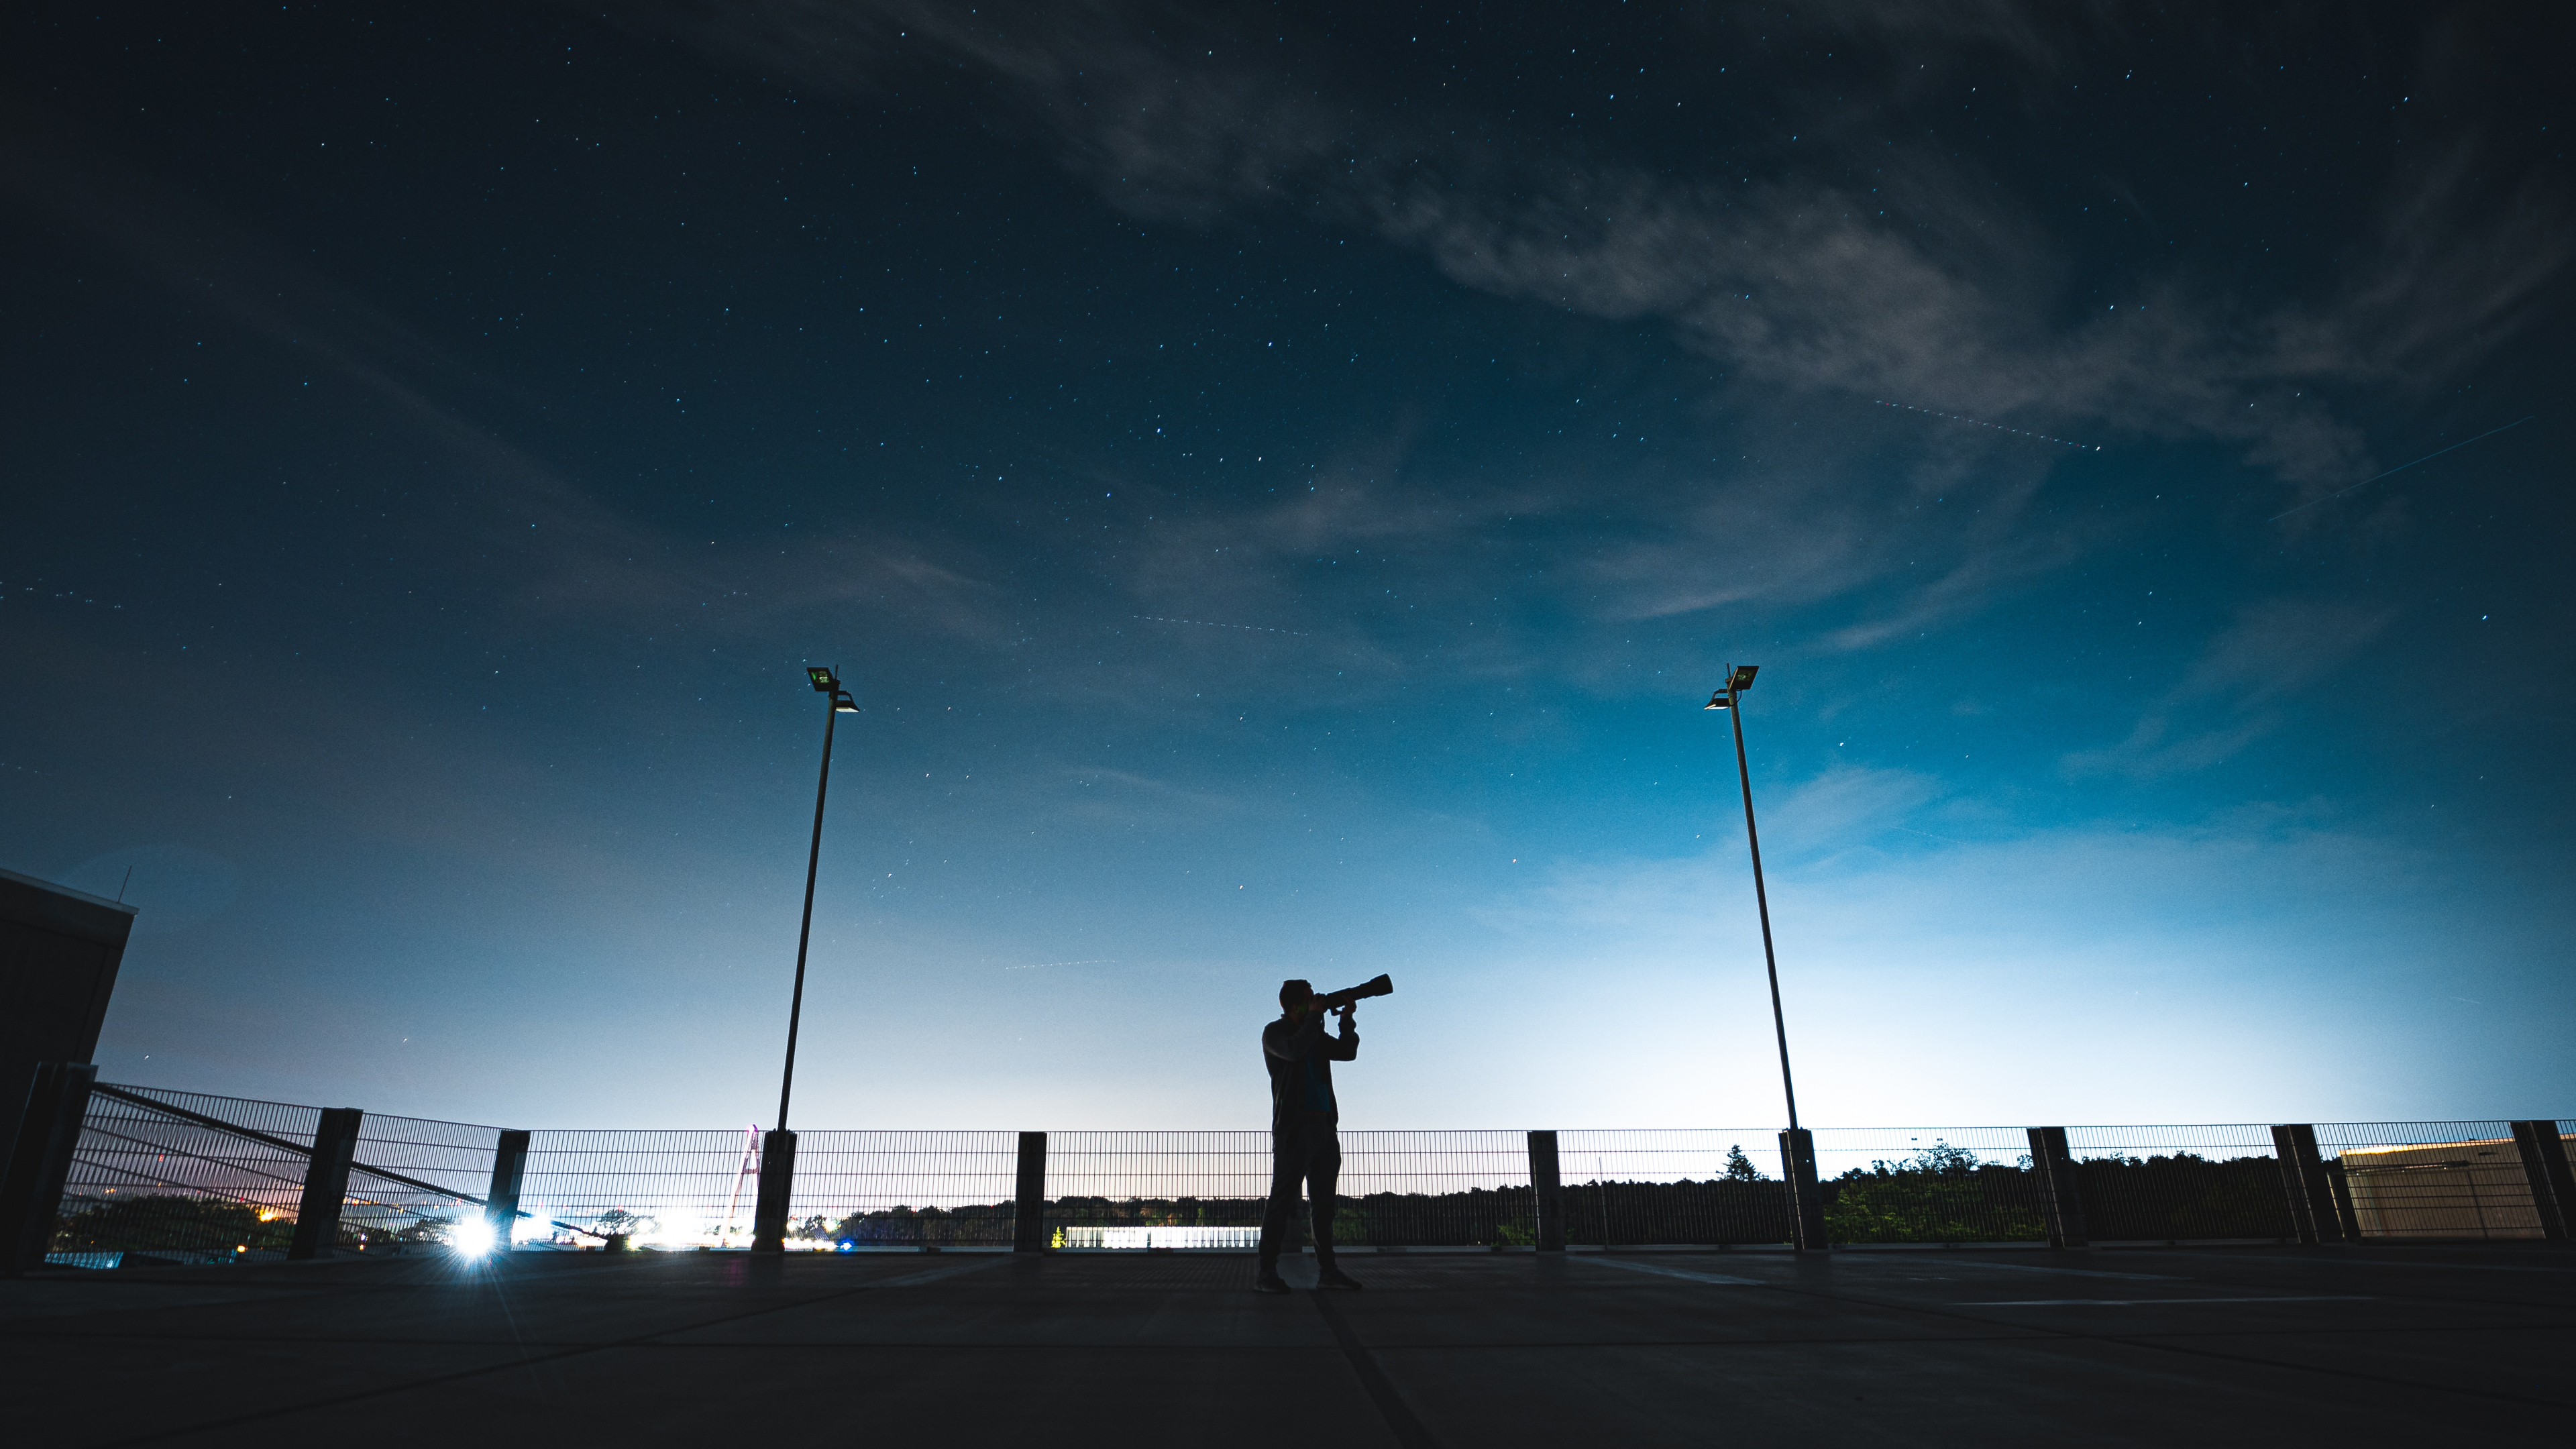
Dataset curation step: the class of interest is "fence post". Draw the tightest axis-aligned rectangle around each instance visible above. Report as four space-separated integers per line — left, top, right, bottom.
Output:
484 1130 530 1252
1527 1130 1564 1251
2509 1121 2573 1240
288 1107 364 1260
1014 1131 1049 1252
1 1062 97 1277
1779 1128 1829 1252
2025 1126 2089 1248
2321 1159 2365 1240
1772 1124 1834 1248
752 1128 798 1252
2267 1124 2341 1245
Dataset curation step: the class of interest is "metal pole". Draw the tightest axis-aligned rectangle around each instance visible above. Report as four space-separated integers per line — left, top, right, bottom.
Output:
777 698 839 1134
1725 684 1800 1130
755 693 839 1255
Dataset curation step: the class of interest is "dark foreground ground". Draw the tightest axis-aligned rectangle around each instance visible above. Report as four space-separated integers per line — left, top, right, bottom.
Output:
5 1242 2569 1446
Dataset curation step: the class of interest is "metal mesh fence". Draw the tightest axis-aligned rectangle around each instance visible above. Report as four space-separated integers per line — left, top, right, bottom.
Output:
512 1129 1028 1248
37 1084 2573 1260
1804 1126 2055 1244
783 1130 1020 1247
1342 1129 1539 1246
46 1085 506 1265
2061 1123 2294 1242
2314 1120 2551 1241
517 1130 765 1248
53 1085 322 1264
1040 1130 1547 1248
1556 1130 1790 1246
343 1112 504 1246
1040 1130 1264 1247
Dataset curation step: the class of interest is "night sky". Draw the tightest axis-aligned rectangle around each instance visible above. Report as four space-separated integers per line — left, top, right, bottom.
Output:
7 3 2570 1132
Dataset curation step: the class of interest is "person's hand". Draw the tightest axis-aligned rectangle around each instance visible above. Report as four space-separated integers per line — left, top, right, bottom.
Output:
1335 1001 1356 1023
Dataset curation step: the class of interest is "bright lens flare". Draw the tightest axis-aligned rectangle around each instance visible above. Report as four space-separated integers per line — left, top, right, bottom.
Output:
451 1216 498 1258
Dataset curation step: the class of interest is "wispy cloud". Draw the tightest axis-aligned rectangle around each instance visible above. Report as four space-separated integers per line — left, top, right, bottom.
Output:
2065 598 2398 778
603 0 2566 686
637 1 2566 501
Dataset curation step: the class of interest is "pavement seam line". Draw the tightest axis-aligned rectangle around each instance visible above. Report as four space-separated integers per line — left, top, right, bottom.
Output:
1309 1290 1442 1449
1576 1256 1763 1286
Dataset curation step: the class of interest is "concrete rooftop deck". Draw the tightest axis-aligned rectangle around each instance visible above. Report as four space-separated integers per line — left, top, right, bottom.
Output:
6 1242 2569 1445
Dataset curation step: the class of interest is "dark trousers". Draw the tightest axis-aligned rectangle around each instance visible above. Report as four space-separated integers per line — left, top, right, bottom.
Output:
1258 1118 1341 1274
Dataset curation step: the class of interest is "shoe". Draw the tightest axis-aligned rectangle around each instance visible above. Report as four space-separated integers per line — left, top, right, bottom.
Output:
1253 1273 1291 1294
1317 1268 1364 1290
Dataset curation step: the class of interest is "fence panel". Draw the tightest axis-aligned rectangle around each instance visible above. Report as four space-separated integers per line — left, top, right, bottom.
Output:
2061 1124 2294 1242
798 1130 1021 1246
517 1129 758 1247
1339 1129 1535 1246
44 1086 513 1263
2315 1120 2547 1240
1804 1126 2055 1244
1042 1130 1271 1245
1556 1129 1791 1246
50 1085 321 1264
343 1112 504 1246
517 1129 1024 1248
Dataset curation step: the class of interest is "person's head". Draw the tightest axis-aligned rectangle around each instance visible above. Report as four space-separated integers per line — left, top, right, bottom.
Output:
1279 979 1314 1018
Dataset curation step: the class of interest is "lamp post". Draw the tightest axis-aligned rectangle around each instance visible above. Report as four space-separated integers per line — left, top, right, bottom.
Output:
1705 665 1829 1251
753 665 859 1253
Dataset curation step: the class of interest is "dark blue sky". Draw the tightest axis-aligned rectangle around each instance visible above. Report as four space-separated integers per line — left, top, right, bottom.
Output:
6 1 2569 1130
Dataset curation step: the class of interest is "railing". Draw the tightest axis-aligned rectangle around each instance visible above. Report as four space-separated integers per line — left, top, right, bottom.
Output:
23 1081 2575 1267
54 1085 323 1263
2318 1120 2565 1240
514 1129 1026 1248
346 1111 502 1243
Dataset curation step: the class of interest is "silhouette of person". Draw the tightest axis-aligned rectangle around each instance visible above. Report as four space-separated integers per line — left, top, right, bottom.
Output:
1256 979 1363 1293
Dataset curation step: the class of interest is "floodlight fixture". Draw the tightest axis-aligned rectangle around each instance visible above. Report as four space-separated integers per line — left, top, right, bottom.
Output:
451 1216 496 1258
1705 663 1758 709
807 665 840 692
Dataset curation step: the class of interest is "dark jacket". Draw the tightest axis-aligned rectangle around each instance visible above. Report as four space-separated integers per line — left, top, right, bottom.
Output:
1262 1011 1358 1130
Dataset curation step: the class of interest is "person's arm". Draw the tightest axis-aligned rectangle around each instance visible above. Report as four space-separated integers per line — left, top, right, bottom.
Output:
1324 1006 1360 1061
1265 1014 1326 1062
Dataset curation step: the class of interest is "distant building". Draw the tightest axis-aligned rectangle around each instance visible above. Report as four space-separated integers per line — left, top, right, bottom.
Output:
1056 1225 1262 1249
2338 1136 2569 1240
1 865 136 1168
